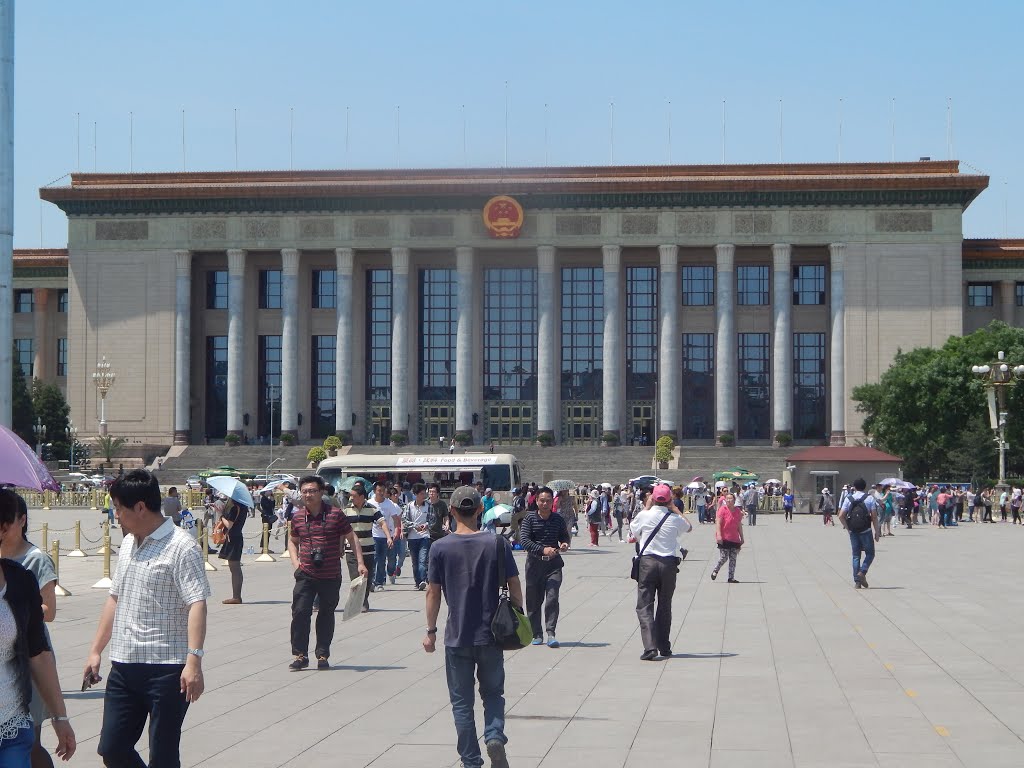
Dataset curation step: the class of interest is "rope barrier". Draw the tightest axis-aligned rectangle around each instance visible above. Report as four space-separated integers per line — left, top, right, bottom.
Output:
51 540 71 597
66 520 88 558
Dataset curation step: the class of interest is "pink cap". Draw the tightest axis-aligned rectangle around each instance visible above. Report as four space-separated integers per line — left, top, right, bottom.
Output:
651 483 673 504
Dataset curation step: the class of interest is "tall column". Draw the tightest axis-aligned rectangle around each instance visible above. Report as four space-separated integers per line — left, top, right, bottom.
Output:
1000 280 1016 326
455 246 475 438
391 247 410 440
658 245 679 438
829 243 846 445
280 248 300 438
335 248 354 440
772 244 793 442
536 245 557 441
173 250 192 444
715 244 736 440
32 288 49 381
602 245 622 440
226 248 246 437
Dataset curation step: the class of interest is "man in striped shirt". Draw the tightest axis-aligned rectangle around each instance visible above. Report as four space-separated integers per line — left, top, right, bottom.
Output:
344 482 382 612
518 486 570 648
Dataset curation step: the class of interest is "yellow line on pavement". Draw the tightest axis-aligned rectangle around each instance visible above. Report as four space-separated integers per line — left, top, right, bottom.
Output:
935 726 950 737
905 689 918 697
884 663 894 671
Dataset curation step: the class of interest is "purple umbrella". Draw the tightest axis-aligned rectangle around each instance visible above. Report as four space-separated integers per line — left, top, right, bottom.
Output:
0 425 61 492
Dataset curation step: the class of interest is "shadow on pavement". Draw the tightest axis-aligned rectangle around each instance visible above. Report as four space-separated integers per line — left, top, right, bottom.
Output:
556 641 610 648
666 652 738 659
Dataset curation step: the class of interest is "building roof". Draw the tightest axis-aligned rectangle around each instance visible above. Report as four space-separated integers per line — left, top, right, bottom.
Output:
962 238 1024 261
38 161 989 216
13 248 69 268
786 446 903 463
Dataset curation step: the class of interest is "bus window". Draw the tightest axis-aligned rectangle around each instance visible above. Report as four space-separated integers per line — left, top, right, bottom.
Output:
482 464 512 492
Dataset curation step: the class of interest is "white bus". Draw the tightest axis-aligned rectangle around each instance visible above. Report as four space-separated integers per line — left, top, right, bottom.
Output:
315 453 523 504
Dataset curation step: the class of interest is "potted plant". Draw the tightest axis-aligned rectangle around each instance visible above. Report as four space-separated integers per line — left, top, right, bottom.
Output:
306 446 327 468
224 433 240 447
390 431 409 446
536 432 554 447
601 430 620 447
94 434 127 469
323 435 342 456
279 433 296 446
335 430 352 446
655 436 674 469
718 432 735 447
454 431 472 446
774 431 793 448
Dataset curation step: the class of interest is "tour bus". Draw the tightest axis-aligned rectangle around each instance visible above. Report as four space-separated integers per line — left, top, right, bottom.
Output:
315 453 523 504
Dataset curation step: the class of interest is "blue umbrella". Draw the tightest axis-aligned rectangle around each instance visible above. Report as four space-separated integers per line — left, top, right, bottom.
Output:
206 475 254 508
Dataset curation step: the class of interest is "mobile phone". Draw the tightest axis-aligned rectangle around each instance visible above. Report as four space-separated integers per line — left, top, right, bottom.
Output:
81 671 101 692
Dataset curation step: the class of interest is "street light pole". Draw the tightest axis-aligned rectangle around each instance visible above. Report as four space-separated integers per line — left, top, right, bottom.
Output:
971 350 1024 490
66 421 78 471
33 418 45 458
92 356 117 436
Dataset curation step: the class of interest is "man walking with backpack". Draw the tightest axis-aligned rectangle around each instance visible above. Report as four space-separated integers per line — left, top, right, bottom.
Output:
839 478 880 589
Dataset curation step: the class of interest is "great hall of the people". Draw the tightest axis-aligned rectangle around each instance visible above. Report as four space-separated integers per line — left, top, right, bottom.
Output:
14 161 1023 448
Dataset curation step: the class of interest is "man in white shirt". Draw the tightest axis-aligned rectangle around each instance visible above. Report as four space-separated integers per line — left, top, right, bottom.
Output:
401 482 432 590
369 481 401 591
631 484 692 660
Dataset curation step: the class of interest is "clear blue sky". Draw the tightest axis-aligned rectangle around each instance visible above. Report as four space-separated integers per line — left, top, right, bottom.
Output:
13 0 1024 247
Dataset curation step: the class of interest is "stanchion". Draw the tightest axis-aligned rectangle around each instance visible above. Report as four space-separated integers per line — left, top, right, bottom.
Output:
51 541 71 597
40 523 48 556
90 489 99 511
95 521 111 555
66 521 88 558
198 521 218 572
42 491 51 511
92 527 113 589
255 523 276 562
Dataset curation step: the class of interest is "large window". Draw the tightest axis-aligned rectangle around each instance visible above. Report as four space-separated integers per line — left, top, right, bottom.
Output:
56 338 68 377
794 333 826 440
205 336 228 438
561 267 603 401
483 268 537 401
967 283 993 307
311 335 336 438
1018 283 1024 307
14 290 33 314
14 339 32 378
259 269 282 309
206 270 228 309
258 335 282 438
57 290 69 313
682 333 714 439
366 269 392 400
626 266 658 400
420 269 457 400
682 266 714 306
737 265 769 306
793 265 826 305
737 333 770 440
312 269 336 309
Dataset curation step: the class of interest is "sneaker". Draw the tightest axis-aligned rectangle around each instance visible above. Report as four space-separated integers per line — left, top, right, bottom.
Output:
640 650 658 661
374 584 384 593
710 570 718 581
856 571 869 589
317 656 330 671
531 636 544 646
288 656 309 671
389 575 396 585
547 635 559 648
659 648 672 658
395 567 402 578
485 739 510 768
222 597 242 605
728 578 739 583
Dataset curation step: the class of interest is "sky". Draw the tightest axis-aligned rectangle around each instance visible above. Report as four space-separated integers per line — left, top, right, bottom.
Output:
12 0 1024 247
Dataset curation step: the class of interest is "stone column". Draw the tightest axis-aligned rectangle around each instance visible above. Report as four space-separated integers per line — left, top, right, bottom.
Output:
772 244 793 443
455 246 475 439
280 248 300 439
658 245 680 438
536 245 557 442
602 245 622 441
32 288 49 381
1001 280 1016 326
829 243 846 445
391 247 411 441
715 244 736 440
335 248 354 440
173 250 192 444
226 248 246 437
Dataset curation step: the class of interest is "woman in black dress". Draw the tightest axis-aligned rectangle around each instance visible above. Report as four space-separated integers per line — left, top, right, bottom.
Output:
218 499 248 604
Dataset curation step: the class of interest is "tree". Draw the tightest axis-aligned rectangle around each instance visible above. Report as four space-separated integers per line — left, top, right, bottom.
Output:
32 380 70 461
852 321 1024 484
11 357 35 445
94 435 127 466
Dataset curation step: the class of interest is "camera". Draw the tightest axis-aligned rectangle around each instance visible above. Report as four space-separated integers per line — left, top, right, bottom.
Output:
311 547 324 568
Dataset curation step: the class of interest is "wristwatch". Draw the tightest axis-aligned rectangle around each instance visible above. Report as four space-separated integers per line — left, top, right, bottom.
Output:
187 648 205 658
51 716 70 723
426 628 437 634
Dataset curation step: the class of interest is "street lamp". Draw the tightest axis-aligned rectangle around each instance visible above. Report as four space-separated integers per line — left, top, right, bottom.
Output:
92 356 117 436
66 421 78 471
970 350 1024 490
33 418 46 458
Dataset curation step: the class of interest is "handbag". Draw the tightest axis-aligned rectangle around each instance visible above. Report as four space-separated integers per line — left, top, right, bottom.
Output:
630 509 673 581
211 519 228 547
490 535 532 649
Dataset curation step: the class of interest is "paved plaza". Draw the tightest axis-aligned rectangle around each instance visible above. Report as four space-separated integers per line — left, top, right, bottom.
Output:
26 508 1024 767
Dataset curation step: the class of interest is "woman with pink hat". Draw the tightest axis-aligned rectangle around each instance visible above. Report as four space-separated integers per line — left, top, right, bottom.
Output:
711 493 744 583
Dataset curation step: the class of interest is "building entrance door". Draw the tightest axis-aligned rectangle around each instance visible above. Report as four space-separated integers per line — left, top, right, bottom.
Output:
486 402 535 445
563 402 601 444
420 403 455 444
367 403 391 445
628 402 655 445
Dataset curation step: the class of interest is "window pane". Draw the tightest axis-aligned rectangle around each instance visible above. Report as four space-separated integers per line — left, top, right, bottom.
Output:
310 335 336 438
57 290 69 313
737 332 769 439
682 266 714 307
258 336 283 437
56 338 68 377
259 270 283 309
793 333 826 440
14 290 33 314
206 271 228 309
312 269 337 309
14 338 32 378
420 269 456 400
561 266 603 400
627 266 658 400
205 336 228 437
682 333 714 439
737 265 769 306
967 283 993 307
792 265 826 306
366 269 392 399
483 268 537 401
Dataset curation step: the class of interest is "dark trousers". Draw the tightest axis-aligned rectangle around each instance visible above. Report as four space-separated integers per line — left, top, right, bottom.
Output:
746 505 757 525
445 645 506 768
408 537 430 584
290 570 342 659
346 550 374 609
848 529 875 582
524 558 562 638
635 555 678 653
97 662 188 768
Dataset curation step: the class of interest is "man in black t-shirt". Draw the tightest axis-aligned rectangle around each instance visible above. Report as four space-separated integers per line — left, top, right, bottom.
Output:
518 486 570 647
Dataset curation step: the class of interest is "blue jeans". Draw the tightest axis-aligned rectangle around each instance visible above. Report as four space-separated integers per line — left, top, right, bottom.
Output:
393 537 408 576
0 723 33 767
373 538 396 586
98 661 189 767
848 529 875 582
445 645 507 768
408 538 430 584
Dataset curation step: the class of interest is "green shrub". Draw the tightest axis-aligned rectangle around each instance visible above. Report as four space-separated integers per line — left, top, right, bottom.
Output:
602 431 620 446
536 433 554 446
454 431 472 445
224 433 240 446
655 444 673 463
279 433 297 446
390 431 409 446
307 446 327 465
335 431 352 446
718 432 735 447
774 431 793 447
323 435 342 451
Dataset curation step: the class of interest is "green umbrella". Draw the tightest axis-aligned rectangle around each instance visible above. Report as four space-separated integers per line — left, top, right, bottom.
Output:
549 479 576 493
338 475 371 493
483 503 513 526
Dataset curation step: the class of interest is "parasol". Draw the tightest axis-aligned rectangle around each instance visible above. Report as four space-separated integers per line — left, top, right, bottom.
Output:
0 425 61 492
206 476 254 508
338 476 371 493
548 479 575 493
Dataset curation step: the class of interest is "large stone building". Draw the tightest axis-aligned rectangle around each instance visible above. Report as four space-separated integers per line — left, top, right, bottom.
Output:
19 160 1017 448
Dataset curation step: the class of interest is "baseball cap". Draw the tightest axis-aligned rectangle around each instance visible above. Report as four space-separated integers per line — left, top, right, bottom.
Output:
450 486 482 513
651 484 673 505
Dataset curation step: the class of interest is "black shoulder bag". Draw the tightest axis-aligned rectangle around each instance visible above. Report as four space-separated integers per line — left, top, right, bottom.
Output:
630 510 674 581
490 536 531 649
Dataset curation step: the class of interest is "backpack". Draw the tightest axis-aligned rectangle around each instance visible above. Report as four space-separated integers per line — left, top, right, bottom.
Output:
846 493 872 533
820 494 835 513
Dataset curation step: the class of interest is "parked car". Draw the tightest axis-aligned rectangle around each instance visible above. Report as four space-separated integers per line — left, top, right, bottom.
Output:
185 475 203 490
628 475 662 490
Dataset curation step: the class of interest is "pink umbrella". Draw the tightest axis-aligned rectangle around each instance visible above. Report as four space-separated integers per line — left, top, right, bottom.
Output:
0 425 61 492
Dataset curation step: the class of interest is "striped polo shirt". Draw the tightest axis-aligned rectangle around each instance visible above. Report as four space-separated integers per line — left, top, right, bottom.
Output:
344 502 382 556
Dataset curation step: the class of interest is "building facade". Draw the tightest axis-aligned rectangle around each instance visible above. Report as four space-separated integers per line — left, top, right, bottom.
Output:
28 161 1000 447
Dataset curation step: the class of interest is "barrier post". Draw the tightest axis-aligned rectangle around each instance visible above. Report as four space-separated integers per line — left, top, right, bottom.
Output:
198 521 217 572
42 491 51 511
51 541 71 597
95 521 111 555
41 523 48 556
67 520 88 558
255 522 276 562
90 489 99 511
92 527 113 589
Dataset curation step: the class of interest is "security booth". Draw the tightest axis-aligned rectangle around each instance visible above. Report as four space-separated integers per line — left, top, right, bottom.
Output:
785 446 903 514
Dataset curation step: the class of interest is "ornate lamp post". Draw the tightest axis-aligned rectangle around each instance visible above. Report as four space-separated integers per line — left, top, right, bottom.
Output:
971 351 1024 490
66 421 78 470
92 356 116 436
33 418 45 458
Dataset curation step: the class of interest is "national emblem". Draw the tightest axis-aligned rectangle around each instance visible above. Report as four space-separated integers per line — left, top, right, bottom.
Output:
482 195 524 239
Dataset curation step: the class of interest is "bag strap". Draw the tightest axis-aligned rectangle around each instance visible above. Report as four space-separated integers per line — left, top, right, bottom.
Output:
635 510 674 557
495 534 508 595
